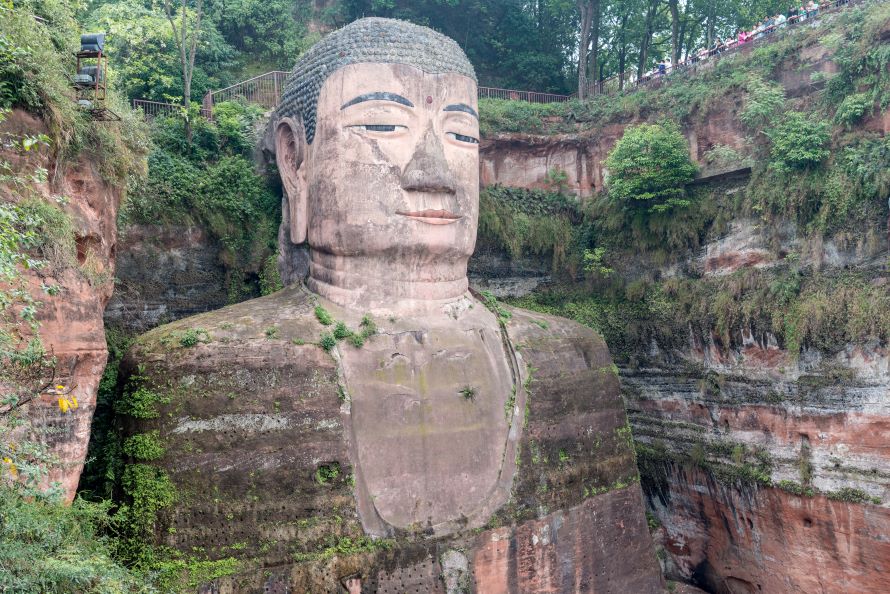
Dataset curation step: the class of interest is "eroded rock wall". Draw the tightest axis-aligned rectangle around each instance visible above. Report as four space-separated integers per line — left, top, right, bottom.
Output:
104 224 229 331
2 110 122 501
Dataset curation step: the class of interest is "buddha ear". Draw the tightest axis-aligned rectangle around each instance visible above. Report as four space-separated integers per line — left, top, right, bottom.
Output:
275 117 309 244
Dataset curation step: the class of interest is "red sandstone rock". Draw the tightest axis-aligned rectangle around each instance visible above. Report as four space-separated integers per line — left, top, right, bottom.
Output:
0 110 122 501
650 465 890 593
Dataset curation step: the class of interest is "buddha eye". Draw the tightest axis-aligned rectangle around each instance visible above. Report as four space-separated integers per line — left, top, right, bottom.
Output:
447 132 479 145
349 124 406 133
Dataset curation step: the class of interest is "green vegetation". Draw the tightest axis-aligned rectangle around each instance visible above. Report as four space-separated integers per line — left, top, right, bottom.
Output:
0 487 148 593
513 268 889 364
292 535 394 563
776 480 815 497
604 121 697 214
766 112 830 172
122 431 166 462
318 332 336 352
826 487 881 505
459 386 477 400
480 290 513 325
479 185 584 276
121 104 279 302
114 373 172 420
636 439 773 493
315 462 341 485
314 305 333 326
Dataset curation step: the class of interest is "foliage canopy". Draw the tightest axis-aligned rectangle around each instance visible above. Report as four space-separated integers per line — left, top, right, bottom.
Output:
604 122 697 213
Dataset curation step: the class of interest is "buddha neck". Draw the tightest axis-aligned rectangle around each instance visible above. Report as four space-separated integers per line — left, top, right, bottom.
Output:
307 249 470 313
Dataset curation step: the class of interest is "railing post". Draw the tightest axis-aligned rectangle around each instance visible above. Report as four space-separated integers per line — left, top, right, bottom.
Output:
202 91 213 120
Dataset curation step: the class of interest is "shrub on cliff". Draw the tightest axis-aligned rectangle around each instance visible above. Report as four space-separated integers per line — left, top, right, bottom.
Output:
0 486 148 593
766 112 830 172
604 122 697 214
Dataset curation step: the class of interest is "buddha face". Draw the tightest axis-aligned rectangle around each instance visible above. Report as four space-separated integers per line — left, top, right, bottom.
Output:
276 63 480 266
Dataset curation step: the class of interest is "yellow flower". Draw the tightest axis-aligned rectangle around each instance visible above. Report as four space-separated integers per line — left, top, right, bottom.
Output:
1 458 14 477
58 397 69 413
2 457 10 464
56 385 65 391
70 396 78 410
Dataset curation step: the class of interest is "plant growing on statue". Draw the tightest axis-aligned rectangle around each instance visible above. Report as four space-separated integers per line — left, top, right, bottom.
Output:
314 306 333 325
333 322 352 340
459 386 476 400
318 332 336 352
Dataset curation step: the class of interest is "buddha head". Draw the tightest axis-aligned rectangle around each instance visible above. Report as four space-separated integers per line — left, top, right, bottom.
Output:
272 18 480 309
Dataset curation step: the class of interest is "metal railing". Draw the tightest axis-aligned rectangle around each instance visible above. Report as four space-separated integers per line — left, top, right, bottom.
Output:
131 99 211 119
204 71 291 113
477 87 570 103
581 0 867 98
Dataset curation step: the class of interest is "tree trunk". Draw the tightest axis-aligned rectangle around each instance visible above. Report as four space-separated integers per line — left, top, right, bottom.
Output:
577 1 594 99
637 0 657 81
706 2 717 47
589 0 601 95
165 0 204 144
618 14 628 90
668 0 680 65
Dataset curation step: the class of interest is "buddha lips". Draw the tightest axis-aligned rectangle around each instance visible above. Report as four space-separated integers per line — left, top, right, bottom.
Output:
395 209 463 225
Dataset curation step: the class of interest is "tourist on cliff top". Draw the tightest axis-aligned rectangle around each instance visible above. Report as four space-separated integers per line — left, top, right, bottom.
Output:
738 28 749 44
776 13 788 28
657 60 666 76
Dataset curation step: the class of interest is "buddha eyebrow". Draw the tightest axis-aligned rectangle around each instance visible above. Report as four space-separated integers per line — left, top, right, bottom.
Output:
443 103 478 119
341 92 414 110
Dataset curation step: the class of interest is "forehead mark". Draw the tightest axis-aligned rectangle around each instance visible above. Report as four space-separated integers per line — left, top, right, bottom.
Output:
443 103 478 119
341 92 415 110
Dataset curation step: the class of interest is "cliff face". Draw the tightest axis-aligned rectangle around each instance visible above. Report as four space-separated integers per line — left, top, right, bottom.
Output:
2 110 123 501
475 15 890 589
104 224 230 331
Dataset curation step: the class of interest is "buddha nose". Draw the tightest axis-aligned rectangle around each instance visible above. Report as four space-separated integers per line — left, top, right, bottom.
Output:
400 126 457 194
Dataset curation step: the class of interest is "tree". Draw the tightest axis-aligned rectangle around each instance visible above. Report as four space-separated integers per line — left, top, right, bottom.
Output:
89 0 234 103
577 1 598 98
165 0 205 142
604 121 697 213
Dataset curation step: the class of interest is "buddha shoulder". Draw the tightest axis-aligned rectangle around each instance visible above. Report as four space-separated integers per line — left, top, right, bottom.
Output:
127 285 333 366
503 306 614 377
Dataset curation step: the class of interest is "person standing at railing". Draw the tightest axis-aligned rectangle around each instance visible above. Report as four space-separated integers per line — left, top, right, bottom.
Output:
807 1 819 18
775 12 788 28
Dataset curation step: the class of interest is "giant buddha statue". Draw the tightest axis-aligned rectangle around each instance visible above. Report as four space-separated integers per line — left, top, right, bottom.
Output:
121 18 663 593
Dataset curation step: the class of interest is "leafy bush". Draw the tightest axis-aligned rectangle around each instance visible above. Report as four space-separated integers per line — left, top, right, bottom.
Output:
739 76 786 130
833 93 873 128
122 431 166 461
604 122 697 214
122 104 279 299
766 112 830 171
0 487 147 593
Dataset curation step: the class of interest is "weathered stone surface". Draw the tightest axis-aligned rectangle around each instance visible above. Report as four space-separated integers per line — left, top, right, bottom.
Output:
625 338 890 591
121 285 663 592
647 465 890 594
105 224 229 330
1 109 122 501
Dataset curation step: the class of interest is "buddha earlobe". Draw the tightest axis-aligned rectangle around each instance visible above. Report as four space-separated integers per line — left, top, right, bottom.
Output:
275 117 309 244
